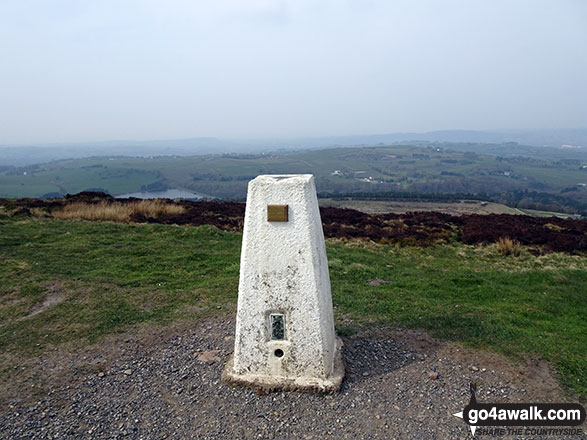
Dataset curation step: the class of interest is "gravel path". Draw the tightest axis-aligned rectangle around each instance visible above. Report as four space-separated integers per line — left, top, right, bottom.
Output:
0 316 582 439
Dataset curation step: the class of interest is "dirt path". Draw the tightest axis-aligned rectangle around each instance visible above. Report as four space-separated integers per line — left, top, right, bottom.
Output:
0 316 583 439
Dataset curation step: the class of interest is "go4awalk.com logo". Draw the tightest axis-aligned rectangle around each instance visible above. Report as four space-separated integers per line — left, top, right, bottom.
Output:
453 384 585 437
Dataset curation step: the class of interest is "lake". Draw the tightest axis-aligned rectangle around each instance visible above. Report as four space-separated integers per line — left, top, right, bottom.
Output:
116 189 205 200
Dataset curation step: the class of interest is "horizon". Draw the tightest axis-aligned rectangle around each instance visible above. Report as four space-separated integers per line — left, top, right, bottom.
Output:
2 127 587 149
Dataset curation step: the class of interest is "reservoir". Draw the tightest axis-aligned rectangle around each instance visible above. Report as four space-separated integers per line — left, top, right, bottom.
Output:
116 189 205 200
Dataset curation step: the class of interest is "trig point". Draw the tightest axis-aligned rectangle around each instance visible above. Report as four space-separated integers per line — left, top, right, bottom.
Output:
222 174 344 392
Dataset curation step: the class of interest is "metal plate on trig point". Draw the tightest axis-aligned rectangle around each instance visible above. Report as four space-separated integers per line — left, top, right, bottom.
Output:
267 204 288 222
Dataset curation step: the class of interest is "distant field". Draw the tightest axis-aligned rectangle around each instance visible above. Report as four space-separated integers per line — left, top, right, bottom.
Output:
0 217 585 399
319 199 521 216
519 208 582 219
1 145 586 214
0 160 158 198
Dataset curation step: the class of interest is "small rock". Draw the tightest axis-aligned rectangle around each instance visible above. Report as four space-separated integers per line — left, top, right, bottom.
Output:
123 369 132 375
362 372 369 377
197 350 221 364
469 366 479 372
429 371 439 380
97 372 104 378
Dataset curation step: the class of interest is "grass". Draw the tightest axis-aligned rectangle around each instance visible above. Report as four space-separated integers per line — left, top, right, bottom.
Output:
0 217 586 398
496 237 522 256
0 218 241 354
51 200 185 222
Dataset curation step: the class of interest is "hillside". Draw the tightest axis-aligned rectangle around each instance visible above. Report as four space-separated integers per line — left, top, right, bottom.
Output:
1 144 587 214
1 198 586 401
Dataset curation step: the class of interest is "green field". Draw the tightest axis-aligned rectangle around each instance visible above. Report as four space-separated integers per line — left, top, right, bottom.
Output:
0 161 159 198
2 145 586 212
1 216 585 398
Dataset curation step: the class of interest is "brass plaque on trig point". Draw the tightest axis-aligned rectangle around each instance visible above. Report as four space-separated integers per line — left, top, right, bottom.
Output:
267 204 288 222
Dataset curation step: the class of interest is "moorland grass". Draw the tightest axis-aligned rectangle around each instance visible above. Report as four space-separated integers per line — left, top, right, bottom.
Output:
0 217 585 398
496 237 522 256
52 200 185 222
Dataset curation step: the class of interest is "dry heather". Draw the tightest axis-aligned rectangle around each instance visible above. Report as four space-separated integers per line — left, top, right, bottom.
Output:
52 200 184 223
497 236 522 256
6 195 586 253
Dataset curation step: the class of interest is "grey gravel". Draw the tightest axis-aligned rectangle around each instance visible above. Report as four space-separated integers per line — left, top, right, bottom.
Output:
0 317 583 439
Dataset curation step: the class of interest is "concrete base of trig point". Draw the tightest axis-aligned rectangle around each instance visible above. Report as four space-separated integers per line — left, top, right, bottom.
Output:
222 174 345 393
222 338 344 393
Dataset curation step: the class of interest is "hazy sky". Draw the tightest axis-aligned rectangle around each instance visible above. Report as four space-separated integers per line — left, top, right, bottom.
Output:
1 0 586 144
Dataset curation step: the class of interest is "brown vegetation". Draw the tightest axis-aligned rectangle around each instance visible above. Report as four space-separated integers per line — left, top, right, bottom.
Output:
2 192 586 253
52 200 184 223
496 237 522 256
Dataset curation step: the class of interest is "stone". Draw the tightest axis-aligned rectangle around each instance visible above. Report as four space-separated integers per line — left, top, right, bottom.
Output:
197 350 221 364
123 369 132 375
429 371 439 380
223 175 344 393
97 372 104 378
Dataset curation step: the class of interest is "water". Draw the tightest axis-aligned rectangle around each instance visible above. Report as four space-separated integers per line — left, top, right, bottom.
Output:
116 189 205 200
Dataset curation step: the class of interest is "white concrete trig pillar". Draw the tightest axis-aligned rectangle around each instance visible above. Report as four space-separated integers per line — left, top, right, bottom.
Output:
222 174 344 392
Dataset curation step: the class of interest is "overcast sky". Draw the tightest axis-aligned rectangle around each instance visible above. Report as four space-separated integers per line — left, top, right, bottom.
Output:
0 0 586 144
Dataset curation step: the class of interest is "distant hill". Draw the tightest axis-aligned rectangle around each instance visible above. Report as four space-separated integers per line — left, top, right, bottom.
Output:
1 129 586 166
1 144 586 215
0 138 244 167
